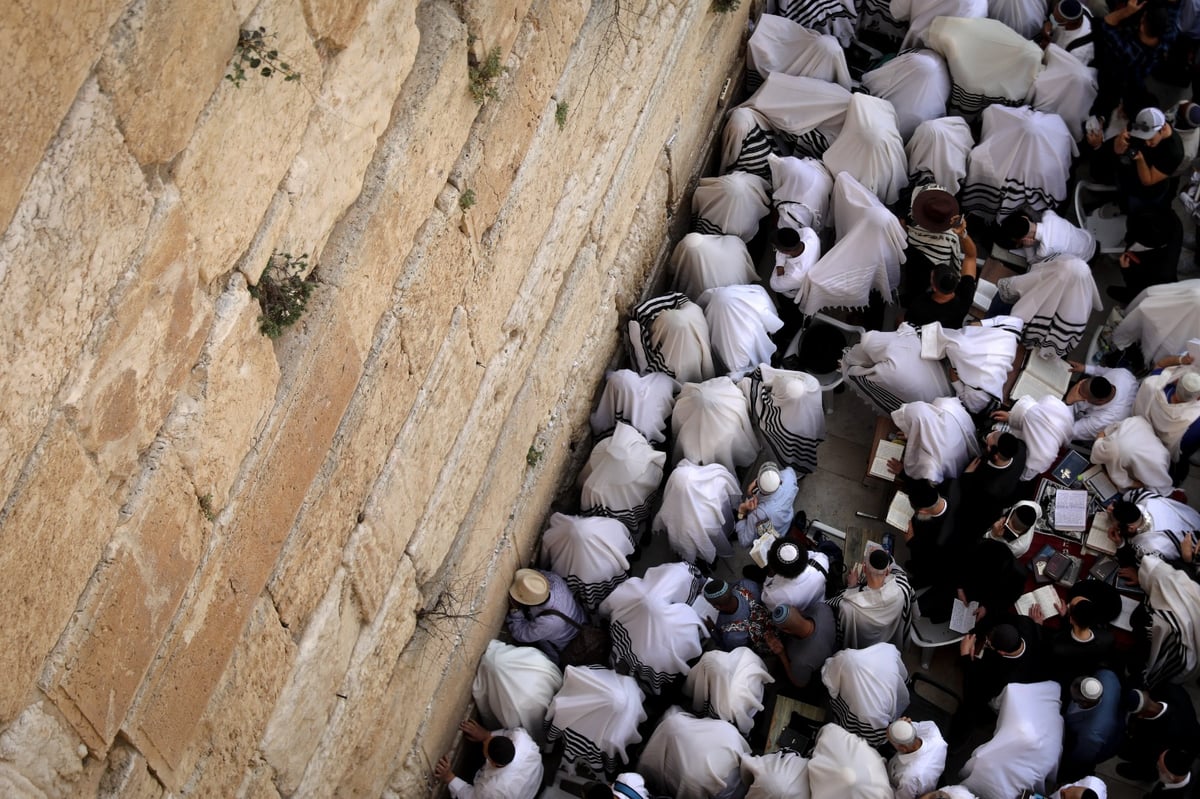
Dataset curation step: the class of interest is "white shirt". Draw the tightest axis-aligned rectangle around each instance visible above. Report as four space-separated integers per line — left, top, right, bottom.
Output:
769 227 822 298
888 720 949 799
1021 210 1096 264
1051 775 1108 799
1070 364 1138 441
448 728 544 799
761 552 830 611
1051 16 1094 66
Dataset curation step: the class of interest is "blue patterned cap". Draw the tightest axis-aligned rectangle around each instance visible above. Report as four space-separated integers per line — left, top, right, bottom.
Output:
771 604 791 624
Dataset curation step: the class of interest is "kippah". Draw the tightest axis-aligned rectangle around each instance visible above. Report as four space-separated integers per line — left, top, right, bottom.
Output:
888 719 916 745
703 579 730 601
486 734 515 766
933 266 958 294
777 542 801 564
868 549 891 570
1112 500 1142 525
772 227 802 249
909 481 939 509
1163 748 1196 777
1059 0 1083 19
989 623 1020 652
997 433 1020 458
1089 376 1113 400
998 213 1032 244
771 604 791 624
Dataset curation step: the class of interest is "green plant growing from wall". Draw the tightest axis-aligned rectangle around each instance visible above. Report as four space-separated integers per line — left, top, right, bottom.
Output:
198 492 217 523
226 27 301 87
712 0 741 11
469 46 504 103
526 445 544 468
555 100 570 130
249 251 316 339
459 189 477 211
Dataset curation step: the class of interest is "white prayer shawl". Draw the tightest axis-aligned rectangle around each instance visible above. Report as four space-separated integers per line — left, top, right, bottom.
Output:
1051 776 1108 799
1112 280 1200 365
669 233 758 302
988 0 1047 38
927 18 1044 116
643 561 708 605
906 116 975 193
891 397 980 483
888 720 949 799
1027 44 1099 141
628 293 715 383
1140 555 1200 686
998 255 1102 357
672 377 759 473
795 172 905 315
684 647 775 734
740 73 852 158
822 94 908 205
1020 209 1097 264
892 0 989 49
545 666 647 774
773 0 858 47
541 513 635 612
822 643 910 746
698 285 784 378
590 369 678 445
961 681 1063 799
939 788 981 799
769 154 834 231
453 726 544 799
639 708 751 799
579 423 666 533
692 172 771 241
1091 417 1174 495
920 319 1021 412
721 107 776 179
807 723 893 799
830 569 916 650
843 324 953 415
1128 487 1200 536
741 751 811 799
770 228 823 299
1008 394 1074 480
761 551 831 611
600 573 708 694
739 364 826 474
653 459 740 564
862 50 952 141
747 15 852 89
961 105 1076 221
472 641 563 742
1134 365 1200 458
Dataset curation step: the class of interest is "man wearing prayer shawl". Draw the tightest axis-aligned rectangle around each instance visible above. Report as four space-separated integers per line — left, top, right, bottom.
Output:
545 666 647 776
1134 365 1200 476
580 422 665 534
842 324 952 416
926 17 1044 115
1091 417 1173 495
589 369 677 446
862 50 951 141
892 0 987 50
435 720 544 799
959 681 1063 799
821 641 910 745
627 292 714 383
905 185 965 277
1039 0 1095 66
768 226 822 300
698 284 783 379
740 365 826 475
990 0 1047 38
738 73 851 159
653 459 740 565
1111 286 1200 366
821 93 908 205
684 647 773 734
892 397 980 484
733 461 800 547
671 377 759 473
996 254 1102 357
807 722 894 798
1063 361 1137 442
995 208 1097 264
542 513 634 613
1132 556 1200 687
691 172 771 241
1108 489 1200 564
1051 776 1108 799
828 548 916 650
668 233 757 302
472 641 563 743
1027 43 1099 141
760 538 830 611
887 718 949 799
922 317 1023 414
991 394 1074 480
906 118 974 194
745 14 851 89
638 708 750 799
768 154 833 232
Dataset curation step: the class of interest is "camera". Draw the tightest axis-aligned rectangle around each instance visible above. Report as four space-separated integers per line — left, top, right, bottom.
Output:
1119 139 1143 165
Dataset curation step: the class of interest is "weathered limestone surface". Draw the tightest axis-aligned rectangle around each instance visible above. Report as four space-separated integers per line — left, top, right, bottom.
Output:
0 0 747 795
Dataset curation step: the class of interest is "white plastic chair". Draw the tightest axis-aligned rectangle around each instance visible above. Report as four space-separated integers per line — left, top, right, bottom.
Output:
907 588 964 669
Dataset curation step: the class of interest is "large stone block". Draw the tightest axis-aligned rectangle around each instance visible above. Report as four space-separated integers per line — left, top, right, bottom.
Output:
0 420 116 725
0 702 87 798
170 2 318 285
99 745 164 799
0 0 127 230
458 0 534 63
0 79 154 506
301 0 371 49
44 452 205 753
96 0 241 165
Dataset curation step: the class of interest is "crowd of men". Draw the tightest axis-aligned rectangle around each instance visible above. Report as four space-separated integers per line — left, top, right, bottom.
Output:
432 0 1200 794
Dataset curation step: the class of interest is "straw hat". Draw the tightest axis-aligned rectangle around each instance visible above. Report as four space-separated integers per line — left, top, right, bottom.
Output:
509 568 550 605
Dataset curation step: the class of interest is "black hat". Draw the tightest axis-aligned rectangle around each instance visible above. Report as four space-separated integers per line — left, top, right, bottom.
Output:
912 188 959 233
989 623 1021 653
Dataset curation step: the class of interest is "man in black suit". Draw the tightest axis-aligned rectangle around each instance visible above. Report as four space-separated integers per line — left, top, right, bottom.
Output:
1143 748 1195 797
1118 686 1200 782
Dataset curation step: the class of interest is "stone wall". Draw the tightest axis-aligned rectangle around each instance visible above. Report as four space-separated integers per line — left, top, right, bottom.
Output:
0 0 748 795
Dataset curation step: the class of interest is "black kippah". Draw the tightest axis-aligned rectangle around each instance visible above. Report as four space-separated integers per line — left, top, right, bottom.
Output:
487 735 515 766
1089 376 1113 400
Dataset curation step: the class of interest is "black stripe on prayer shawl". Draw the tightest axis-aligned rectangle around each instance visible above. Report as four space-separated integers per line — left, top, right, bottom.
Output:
728 127 773 181
680 561 707 604
1126 487 1157 504
582 493 660 538
857 0 905 38
907 228 961 269
1020 312 1089 358
631 293 692 377
946 83 1025 118
825 567 916 649
745 69 765 93
776 0 856 33
746 366 823 475
546 721 627 777
691 215 726 237
959 178 1061 220
829 692 890 745
846 373 905 416
608 620 681 695
567 571 631 613
778 129 831 159
1144 609 1187 688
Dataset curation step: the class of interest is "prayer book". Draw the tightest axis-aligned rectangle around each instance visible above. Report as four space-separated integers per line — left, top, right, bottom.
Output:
950 598 980 634
1079 464 1120 505
1052 489 1089 532
1089 555 1119 583
1084 511 1118 555
1010 352 1071 402
869 439 905 481
1015 585 1061 619
885 491 914 531
1050 450 1089 487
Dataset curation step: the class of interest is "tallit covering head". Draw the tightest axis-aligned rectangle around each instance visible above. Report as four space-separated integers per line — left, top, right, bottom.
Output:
672 377 759 473
747 14 851 89
892 0 988 49
807 719 893 798
1091 416 1174 495
842 323 953 415
769 154 834 231
698 285 784 378
545 666 647 774
821 642 910 745
669 233 757 302
741 750 812 799
919 319 1021 413
831 567 916 650
590 369 678 444
906 116 974 193
639 708 750 799
773 0 858 47
1112 279 1200 364
628 292 714 383
721 106 775 179
961 681 1064 799
472 641 563 742
739 364 826 474
684 647 775 734
926 17 1044 115
542 513 635 612
960 105 1076 221
822 94 908 205
579 422 666 532
1135 365 1200 458
1028 44 1099 141
891 397 980 483
794 172 904 315
692 172 771 241
652 459 740 564
740 73 852 158
1007 394 1074 480
862 50 951 141
998 255 1102 356
988 0 1051 38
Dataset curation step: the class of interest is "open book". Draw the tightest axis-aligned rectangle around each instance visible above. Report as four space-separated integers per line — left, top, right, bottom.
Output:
950 598 980 634
1085 511 1118 555
869 439 905 481
1015 585 1062 619
1010 352 1071 402
1053 489 1089 532
885 491 914 531
1080 464 1121 505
